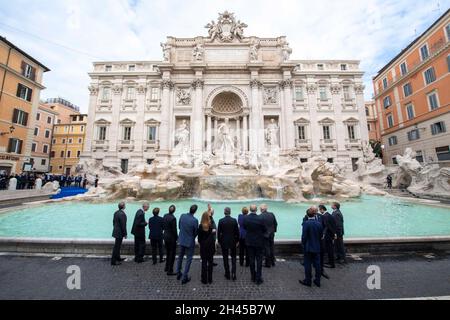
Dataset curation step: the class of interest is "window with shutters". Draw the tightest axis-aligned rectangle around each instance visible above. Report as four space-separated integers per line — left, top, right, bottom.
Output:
431 121 446 135
407 129 420 141
8 138 23 154
34 127 39 136
45 130 51 138
436 146 450 161
36 113 40 121
21 61 36 81
67 151 71 158
428 91 440 110
383 96 392 108
406 104 415 120
388 136 397 146
31 143 37 152
16 84 32 102
420 44 429 60
12 109 29 126
387 114 394 128
43 144 49 154
424 67 436 85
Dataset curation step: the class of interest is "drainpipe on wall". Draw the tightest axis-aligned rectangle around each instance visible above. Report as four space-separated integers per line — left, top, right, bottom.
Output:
0 47 12 104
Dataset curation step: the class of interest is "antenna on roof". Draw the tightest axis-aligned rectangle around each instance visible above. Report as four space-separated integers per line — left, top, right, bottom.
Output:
432 1 441 15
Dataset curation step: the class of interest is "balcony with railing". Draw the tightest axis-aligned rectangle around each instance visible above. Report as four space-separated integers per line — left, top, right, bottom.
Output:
92 140 109 152
118 139 135 152
144 140 160 152
295 139 312 151
320 139 337 150
374 37 449 98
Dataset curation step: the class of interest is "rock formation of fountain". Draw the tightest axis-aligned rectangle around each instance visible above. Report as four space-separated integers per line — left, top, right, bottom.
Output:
75 142 392 202
392 148 450 200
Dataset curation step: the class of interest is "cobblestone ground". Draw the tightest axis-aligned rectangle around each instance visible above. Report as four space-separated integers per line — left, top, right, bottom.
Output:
0 252 449 300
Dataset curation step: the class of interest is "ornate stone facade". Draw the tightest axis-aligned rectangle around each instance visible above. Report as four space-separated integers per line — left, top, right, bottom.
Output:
82 12 369 172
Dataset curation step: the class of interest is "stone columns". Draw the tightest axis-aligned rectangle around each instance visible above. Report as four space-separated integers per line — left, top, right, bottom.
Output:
355 84 369 144
83 84 99 155
214 118 218 151
250 79 263 158
191 79 205 155
135 82 147 154
206 115 212 152
306 82 321 153
159 79 174 155
243 115 248 152
236 117 241 152
110 82 123 153
281 79 295 151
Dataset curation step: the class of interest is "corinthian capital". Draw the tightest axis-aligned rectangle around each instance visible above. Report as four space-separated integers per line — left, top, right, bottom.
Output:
279 79 293 89
354 84 365 94
112 85 123 95
306 84 317 94
330 84 341 95
88 85 99 96
160 80 175 90
191 79 205 89
249 79 262 88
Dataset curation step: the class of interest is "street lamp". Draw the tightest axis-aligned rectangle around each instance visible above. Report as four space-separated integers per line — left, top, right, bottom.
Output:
0 126 15 136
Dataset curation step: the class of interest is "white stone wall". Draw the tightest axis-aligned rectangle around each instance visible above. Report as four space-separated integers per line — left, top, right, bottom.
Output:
82 37 369 172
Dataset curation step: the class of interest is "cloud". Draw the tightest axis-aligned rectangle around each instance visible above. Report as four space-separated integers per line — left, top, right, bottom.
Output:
0 0 447 112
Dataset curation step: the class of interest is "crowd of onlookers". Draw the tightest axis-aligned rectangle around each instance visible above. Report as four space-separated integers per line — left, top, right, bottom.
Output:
111 201 346 288
0 171 97 190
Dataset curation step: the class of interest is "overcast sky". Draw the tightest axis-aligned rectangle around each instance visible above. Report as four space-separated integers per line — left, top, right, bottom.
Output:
0 0 448 112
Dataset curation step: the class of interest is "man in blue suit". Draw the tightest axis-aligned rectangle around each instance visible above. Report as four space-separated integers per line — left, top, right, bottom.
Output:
299 207 323 288
243 204 267 285
176 204 199 285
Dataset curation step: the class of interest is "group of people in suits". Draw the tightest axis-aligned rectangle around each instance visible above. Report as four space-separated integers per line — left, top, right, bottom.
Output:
299 202 346 288
110 202 279 286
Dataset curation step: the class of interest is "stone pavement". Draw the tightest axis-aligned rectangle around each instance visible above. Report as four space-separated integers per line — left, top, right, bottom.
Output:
0 253 449 300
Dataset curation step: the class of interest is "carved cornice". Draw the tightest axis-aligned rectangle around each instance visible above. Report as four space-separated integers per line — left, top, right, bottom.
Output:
249 79 262 88
160 80 175 90
191 79 205 89
88 85 99 96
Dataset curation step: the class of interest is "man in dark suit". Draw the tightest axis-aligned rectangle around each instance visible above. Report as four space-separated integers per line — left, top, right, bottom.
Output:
163 205 178 275
243 204 267 285
302 206 330 279
319 204 337 269
148 207 164 265
131 202 149 263
111 202 127 266
299 207 323 288
332 202 346 263
218 207 240 281
176 205 199 285
260 204 278 268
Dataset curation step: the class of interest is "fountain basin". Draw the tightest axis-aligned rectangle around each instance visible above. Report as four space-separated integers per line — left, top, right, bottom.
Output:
0 196 449 240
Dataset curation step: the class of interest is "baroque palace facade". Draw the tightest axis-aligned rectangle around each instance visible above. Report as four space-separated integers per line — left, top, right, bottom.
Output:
82 12 369 173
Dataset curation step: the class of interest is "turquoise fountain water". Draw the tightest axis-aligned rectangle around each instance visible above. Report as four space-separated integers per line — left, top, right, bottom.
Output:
0 195 449 239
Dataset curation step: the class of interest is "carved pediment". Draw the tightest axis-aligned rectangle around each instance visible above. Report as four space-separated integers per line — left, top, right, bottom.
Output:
294 117 310 124
94 118 111 125
119 118 136 125
145 118 161 125
318 117 335 124
343 117 359 124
